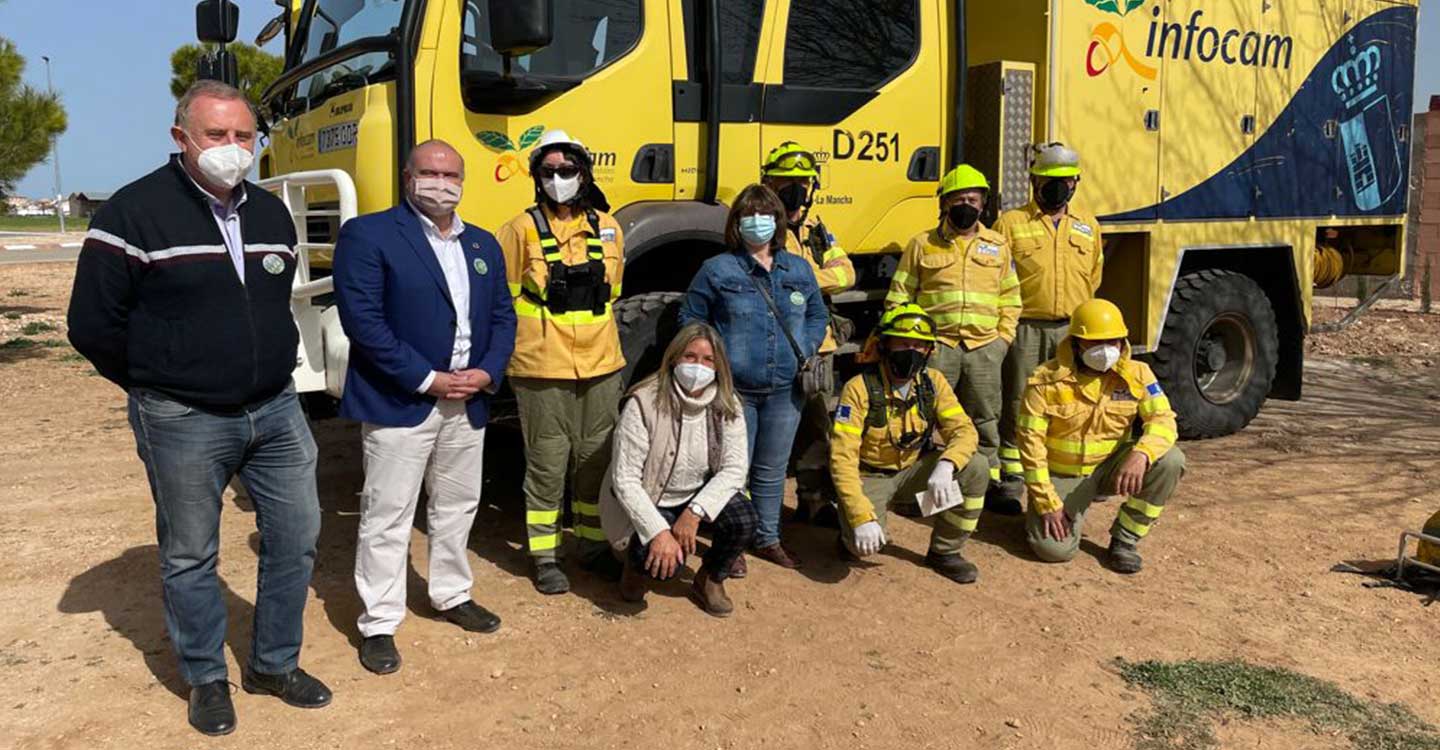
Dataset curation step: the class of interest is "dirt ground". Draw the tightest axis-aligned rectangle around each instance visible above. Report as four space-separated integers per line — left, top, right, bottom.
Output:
2 262 1438 750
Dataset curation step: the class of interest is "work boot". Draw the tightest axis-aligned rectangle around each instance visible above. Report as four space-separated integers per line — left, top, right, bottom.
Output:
689 566 734 617
187 680 236 736
984 479 1025 516
533 562 570 595
241 667 332 709
727 554 748 579
619 558 647 603
581 552 624 582
1106 538 1144 574
925 550 979 584
752 542 801 569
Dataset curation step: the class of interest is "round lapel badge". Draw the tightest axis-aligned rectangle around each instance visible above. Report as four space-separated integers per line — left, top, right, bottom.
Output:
789 290 805 306
262 253 285 275
473 257 488 275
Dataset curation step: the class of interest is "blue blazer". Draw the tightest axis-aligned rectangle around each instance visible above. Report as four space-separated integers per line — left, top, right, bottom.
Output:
333 203 516 428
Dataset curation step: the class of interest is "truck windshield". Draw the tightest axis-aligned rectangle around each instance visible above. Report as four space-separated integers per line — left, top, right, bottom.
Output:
297 0 406 65
460 0 642 80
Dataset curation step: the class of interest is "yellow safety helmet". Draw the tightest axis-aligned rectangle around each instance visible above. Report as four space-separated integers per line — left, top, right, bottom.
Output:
1030 142 1081 177
762 141 820 179
878 304 938 343
1069 299 1129 340
937 164 990 197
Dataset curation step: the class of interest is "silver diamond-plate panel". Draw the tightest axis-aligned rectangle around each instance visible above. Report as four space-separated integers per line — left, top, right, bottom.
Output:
966 64 1004 189
1001 67 1034 211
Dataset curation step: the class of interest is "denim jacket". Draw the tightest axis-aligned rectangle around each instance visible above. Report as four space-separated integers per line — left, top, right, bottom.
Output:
680 247 829 394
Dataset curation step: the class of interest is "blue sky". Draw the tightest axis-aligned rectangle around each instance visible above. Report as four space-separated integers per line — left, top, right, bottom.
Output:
2 0 1438 199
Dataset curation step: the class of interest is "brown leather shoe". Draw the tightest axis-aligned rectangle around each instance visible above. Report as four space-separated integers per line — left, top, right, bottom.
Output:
727 554 748 579
690 567 734 617
751 542 801 569
619 558 647 603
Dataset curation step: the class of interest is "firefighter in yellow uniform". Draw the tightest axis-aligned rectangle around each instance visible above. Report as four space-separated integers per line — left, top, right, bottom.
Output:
497 130 625 595
829 305 991 583
1016 299 1184 574
761 142 857 526
995 142 1105 500
887 164 1021 513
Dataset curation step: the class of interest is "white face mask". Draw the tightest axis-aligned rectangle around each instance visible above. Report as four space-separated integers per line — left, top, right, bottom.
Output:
185 132 254 190
1081 343 1122 372
673 362 716 392
411 177 463 216
542 174 582 204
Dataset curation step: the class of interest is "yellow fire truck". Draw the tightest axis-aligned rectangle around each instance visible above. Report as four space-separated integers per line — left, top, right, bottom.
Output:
234 0 1419 438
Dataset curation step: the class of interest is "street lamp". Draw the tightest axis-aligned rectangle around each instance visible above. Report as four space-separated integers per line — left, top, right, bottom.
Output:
41 55 65 234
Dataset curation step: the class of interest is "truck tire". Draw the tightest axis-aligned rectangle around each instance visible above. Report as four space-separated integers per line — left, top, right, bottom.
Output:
615 291 686 388
1150 269 1278 440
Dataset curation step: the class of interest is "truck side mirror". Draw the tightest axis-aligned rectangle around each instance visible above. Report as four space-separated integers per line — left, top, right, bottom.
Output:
196 0 240 44
487 0 552 58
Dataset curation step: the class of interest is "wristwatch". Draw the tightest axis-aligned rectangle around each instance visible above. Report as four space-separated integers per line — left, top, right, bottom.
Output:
686 504 706 521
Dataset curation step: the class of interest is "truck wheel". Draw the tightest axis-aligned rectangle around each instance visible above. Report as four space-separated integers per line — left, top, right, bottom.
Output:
1150 269 1278 439
615 291 686 388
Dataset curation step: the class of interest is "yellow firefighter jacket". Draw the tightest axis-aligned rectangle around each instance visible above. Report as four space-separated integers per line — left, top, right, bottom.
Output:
1015 337 1178 515
830 366 979 527
785 217 854 354
993 200 1104 321
886 224 1021 349
496 204 626 380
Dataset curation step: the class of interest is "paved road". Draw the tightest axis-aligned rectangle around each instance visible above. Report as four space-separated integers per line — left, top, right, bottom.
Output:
0 246 81 265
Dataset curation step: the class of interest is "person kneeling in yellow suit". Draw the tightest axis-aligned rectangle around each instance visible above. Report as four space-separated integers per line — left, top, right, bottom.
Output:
1016 299 1185 573
829 304 991 583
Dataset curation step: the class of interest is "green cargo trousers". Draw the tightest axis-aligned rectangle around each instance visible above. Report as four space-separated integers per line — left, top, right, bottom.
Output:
839 451 991 557
931 339 1007 483
1025 446 1186 563
999 318 1070 478
512 370 624 563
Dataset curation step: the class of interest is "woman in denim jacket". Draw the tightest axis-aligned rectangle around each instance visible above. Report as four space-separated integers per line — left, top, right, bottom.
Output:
680 184 828 571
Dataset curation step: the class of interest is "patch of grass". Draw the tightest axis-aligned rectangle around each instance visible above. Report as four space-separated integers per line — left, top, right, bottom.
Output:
38 339 66 348
6 289 29 297
1118 658 1440 750
1 337 37 350
0 215 88 232
3 312 20 320
20 321 56 335
59 352 87 363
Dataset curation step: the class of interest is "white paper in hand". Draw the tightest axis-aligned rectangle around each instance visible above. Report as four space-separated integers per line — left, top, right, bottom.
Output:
915 480 964 517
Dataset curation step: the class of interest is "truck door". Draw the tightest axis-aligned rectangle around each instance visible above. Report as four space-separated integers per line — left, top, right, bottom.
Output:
758 0 941 254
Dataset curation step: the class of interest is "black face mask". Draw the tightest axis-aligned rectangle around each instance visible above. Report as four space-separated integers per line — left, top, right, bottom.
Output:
885 348 927 380
946 203 981 232
1037 179 1074 211
777 183 810 215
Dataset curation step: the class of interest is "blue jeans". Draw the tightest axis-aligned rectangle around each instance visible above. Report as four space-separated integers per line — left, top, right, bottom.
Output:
127 385 320 687
741 386 805 548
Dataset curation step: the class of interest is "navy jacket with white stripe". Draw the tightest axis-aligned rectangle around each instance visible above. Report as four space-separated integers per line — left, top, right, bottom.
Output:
68 155 301 411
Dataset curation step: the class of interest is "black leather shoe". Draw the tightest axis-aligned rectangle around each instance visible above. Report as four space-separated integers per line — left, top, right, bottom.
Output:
187 680 236 736
439 600 502 633
359 635 401 675
241 667 332 709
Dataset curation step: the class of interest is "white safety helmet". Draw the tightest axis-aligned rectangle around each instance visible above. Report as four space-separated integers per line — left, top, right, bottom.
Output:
528 129 593 171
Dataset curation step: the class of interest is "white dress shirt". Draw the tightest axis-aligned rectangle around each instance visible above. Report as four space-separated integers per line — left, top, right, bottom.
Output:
183 168 248 283
409 201 470 394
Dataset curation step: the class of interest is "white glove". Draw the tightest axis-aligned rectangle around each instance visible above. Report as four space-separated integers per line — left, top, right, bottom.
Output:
853 521 886 556
928 459 959 511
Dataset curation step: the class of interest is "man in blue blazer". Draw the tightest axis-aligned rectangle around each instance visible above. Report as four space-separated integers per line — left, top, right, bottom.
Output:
332 140 516 675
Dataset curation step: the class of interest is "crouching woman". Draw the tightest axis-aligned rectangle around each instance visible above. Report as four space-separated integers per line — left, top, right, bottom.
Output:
599 322 757 616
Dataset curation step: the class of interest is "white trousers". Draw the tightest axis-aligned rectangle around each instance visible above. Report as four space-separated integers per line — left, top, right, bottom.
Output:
355 400 485 637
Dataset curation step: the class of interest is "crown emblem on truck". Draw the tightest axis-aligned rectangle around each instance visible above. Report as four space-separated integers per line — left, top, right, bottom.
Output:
1330 42 1381 108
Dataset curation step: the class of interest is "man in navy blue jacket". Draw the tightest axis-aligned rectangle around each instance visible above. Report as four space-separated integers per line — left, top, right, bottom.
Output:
332 139 516 675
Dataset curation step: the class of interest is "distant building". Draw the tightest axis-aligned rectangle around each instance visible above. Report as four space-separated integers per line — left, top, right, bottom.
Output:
67 192 111 219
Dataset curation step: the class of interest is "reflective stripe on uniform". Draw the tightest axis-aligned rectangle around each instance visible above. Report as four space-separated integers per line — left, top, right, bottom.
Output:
932 310 1000 328
827 264 852 288
574 525 607 542
1124 497 1165 519
1116 512 1151 537
989 466 1001 481
1046 437 1119 459
941 510 980 532
528 532 561 551
1024 467 1050 483
834 421 863 436
822 247 847 264
939 405 966 419
916 289 1000 308
514 295 613 324
1016 413 1049 431
507 282 522 297
1143 422 1178 442
1138 395 1173 417
1047 461 1097 477
526 509 560 525
573 501 600 516
962 496 985 511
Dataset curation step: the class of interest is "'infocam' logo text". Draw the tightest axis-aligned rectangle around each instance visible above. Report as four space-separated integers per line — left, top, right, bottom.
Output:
1085 0 1294 80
